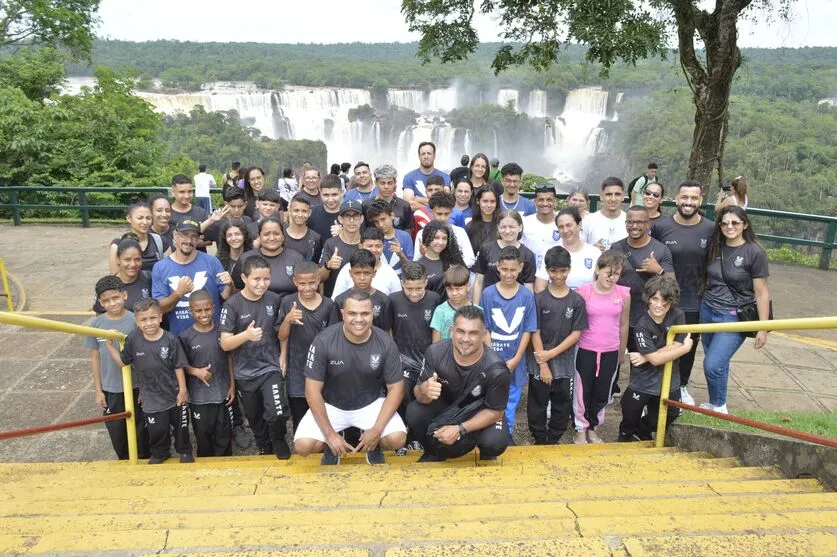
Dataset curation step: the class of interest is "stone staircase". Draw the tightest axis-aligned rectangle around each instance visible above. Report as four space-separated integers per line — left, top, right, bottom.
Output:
0 443 835 556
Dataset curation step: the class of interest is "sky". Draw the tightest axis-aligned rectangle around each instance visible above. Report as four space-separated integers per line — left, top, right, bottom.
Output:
96 0 837 49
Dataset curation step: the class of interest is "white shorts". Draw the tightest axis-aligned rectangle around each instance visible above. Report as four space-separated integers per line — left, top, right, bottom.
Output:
293 397 407 443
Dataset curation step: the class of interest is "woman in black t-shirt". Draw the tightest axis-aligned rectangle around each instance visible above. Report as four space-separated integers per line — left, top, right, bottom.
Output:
417 220 466 297
231 217 304 304
700 206 770 414
94 238 152 314
108 202 169 273
216 219 253 274
472 209 536 305
466 186 499 254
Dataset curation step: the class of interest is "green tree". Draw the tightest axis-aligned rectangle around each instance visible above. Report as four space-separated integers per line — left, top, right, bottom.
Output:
0 0 101 60
0 47 66 101
401 0 793 188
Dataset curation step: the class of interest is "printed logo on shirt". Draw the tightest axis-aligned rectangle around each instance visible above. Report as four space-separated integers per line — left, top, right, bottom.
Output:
306 345 316 369
470 384 482 397
373 305 382 317
220 307 228 324
424 309 433 322
552 230 561 241
636 331 648 350
265 305 275 317
734 255 744 268
190 344 201 351
168 271 209 308
584 258 593 269
565 307 574 319
393 216 402 227
700 238 708 248
370 353 381 370
160 345 169 359
490 307 526 342
397 313 408 319
542 310 550 315
286 265 294 277
665 240 678 246
141 288 150 297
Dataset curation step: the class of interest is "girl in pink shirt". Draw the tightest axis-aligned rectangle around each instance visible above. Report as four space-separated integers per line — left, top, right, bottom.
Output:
574 251 630 444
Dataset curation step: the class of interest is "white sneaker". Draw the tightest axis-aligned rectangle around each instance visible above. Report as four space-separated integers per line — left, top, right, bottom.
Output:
699 402 728 414
699 402 714 410
680 386 695 406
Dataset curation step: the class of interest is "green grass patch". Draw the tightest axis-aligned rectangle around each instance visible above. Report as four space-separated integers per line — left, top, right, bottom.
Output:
678 410 837 439
766 247 837 270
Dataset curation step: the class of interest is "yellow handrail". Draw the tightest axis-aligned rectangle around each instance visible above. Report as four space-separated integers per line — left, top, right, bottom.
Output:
0 258 13 312
0 311 138 463
655 316 837 447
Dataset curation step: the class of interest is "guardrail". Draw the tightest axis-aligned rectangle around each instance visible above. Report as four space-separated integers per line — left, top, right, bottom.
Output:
1 186 836 269
0 311 140 463
655 316 837 449
0 258 13 312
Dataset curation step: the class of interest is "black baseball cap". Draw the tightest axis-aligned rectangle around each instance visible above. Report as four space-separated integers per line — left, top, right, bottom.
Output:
175 219 201 233
339 200 363 215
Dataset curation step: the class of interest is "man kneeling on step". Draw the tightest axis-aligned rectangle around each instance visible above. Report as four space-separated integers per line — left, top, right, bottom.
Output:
407 305 510 462
294 289 406 464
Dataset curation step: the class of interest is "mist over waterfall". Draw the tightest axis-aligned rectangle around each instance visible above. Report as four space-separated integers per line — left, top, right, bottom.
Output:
67 78 619 183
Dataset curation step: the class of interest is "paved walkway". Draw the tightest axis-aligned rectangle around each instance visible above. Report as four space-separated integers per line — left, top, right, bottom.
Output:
0 224 835 462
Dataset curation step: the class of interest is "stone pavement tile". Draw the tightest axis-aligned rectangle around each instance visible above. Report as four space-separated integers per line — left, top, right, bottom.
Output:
4 333 67 358
14 359 92 392
789 368 837 397
745 390 821 412
0 391 80 429
0 436 37 462
29 428 116 463
0 360 40 392
818 396 837 412
58 390 101 423
730 343 775 365
767 344 834 371
725 389 762 412
729 363 802 391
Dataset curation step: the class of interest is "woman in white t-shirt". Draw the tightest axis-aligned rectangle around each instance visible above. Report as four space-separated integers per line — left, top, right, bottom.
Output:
534 207 601 292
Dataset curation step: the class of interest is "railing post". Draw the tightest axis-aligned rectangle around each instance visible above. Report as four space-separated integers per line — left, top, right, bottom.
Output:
9 189 21 226
0 259 14 312
819 220 837 271
78 190 90 228
119 340 139 464
655 330 677 448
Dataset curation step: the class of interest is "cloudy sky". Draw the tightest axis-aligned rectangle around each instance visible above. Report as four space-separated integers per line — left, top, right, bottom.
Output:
96 0 837 48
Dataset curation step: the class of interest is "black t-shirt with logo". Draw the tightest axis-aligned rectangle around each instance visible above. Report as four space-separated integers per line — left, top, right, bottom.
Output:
651 216 715 312
278 294 340 398
178 325 231 405
630 308 686 395
304 324 402 410
203 215 253 245
120 329 188 413
284 227 323 263
362 197 414 232
231 248 305 305
334 290 393 332
389 290 441 364
219 291 283 381
611 237 675 326
418 340 510 411
474 241 537 288
534 289 588 380
309 206 341 243
416 256 446 298
703 242 769 311
319 236 359 298
92 272 152 314
294 189 323 207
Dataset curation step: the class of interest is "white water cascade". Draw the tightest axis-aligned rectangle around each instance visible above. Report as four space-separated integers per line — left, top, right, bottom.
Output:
387 89 426 112
549 87 611 182
527 90 548 117
497 89 519 111
427 88 457 112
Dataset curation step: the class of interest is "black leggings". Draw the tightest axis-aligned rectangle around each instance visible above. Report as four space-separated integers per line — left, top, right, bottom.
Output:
573 348 619 431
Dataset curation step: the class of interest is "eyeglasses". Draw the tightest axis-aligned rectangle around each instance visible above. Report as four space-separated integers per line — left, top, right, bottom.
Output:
643 191 662 198
720 221 744 228
626 220 649 226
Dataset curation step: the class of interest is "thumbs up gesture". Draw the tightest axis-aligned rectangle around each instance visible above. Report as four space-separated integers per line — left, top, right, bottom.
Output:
327 247 343 270
288 301 304 325
245 320 263 342
421 372 442 401
637 250 663 275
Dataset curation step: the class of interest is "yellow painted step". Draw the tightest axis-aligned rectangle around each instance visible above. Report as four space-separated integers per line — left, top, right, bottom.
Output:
141 552 369 557
0 479 822 517
384 538 614 556
622 532 837 557
578 510 837 536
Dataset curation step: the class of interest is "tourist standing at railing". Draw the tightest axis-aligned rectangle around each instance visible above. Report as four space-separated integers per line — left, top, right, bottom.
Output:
308 175 344 241
466 186 500 254
193 164 216 214
498 163 536 217
215 219 252 274
651 181 715 406
450 178 475 227
715 175 749 213
108 202 169 274
700 206 770 414
522 185 560 270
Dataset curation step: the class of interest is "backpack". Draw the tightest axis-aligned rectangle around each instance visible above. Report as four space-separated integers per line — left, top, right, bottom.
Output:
149 232 165 261
627 174 646 196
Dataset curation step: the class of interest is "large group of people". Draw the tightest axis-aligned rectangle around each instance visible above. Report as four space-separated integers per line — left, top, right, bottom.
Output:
86 144 771 465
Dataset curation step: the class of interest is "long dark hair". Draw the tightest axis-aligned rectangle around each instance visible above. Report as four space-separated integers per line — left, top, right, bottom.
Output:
243 166 266 200
469 153 491 184
466 186 499 250
217 219 253 272
422 220 465 270
703 206 761 290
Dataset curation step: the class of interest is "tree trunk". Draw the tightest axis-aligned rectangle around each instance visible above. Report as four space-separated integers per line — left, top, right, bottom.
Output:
671 0 748 189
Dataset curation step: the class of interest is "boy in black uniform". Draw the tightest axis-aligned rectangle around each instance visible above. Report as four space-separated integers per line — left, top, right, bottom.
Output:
219 255 291 459
334 249 393 332
180 290 235 457
105 298 192 464
619 275 693 441
278 261 340 432
529 247 588 444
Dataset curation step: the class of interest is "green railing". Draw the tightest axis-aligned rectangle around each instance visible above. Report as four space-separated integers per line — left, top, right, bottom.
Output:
1 186 836 269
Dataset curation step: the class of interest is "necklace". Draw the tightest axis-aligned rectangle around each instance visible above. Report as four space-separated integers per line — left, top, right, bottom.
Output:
502 196 520 211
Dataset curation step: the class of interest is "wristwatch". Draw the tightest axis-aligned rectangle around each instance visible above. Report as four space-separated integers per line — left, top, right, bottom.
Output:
458 424 467 437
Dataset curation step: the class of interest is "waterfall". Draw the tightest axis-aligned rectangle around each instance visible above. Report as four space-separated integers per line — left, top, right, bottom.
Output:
550 87 609 182
528 90 547 117
428 89 457 112
464 130 472 157
387 89 425 112
497 89 519 111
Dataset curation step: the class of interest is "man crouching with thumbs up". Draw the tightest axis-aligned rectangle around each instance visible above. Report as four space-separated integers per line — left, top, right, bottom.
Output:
407 305 511 462
220 255 291 459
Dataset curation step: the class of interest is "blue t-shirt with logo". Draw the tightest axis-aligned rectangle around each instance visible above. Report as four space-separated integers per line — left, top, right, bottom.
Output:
151 252 226 336
481 284 538 386
343 187 379 203
383 228 415 276
402 168 451 198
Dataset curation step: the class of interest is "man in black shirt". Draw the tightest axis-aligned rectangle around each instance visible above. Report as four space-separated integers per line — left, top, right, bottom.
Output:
407 305 510 461
219 256 291 459
294 289 406 465
308 175 343 241
169 174 211 252
284 196 323 263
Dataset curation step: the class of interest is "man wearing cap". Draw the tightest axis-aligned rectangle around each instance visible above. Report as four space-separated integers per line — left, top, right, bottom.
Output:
343 162 377 203
319 200 363 298
151 218 234 335
522 185 560 269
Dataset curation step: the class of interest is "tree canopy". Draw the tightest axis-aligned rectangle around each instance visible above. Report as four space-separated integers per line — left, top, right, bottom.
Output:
0 0 101 60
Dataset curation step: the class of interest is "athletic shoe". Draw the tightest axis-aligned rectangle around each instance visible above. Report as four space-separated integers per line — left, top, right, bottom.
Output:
233 426 251 449
395 447 409 456
274 439 291 460
321 447 340 465
573 431 588 445
179 453 194 464
366 446 385 465
699 402 714 410
680 386 695 406
699 402 729 414
417 452 445 463
148 455 168 465
407 440 424 451
258 444 274 456
586 430 604 444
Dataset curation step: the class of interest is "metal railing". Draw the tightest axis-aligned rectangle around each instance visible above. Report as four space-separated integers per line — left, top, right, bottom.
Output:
655 316 837 448
0 312 139 463
2 186 836 268
0 258 13 312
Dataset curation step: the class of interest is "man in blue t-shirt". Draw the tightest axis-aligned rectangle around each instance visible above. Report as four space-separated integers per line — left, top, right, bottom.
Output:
480 246 537 440
152 219 233 335
498 162 536 216
402 141 451 212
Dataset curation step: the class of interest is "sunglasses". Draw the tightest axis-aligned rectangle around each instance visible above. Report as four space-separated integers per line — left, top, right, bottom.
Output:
720 221 744 228
643 190 662 198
